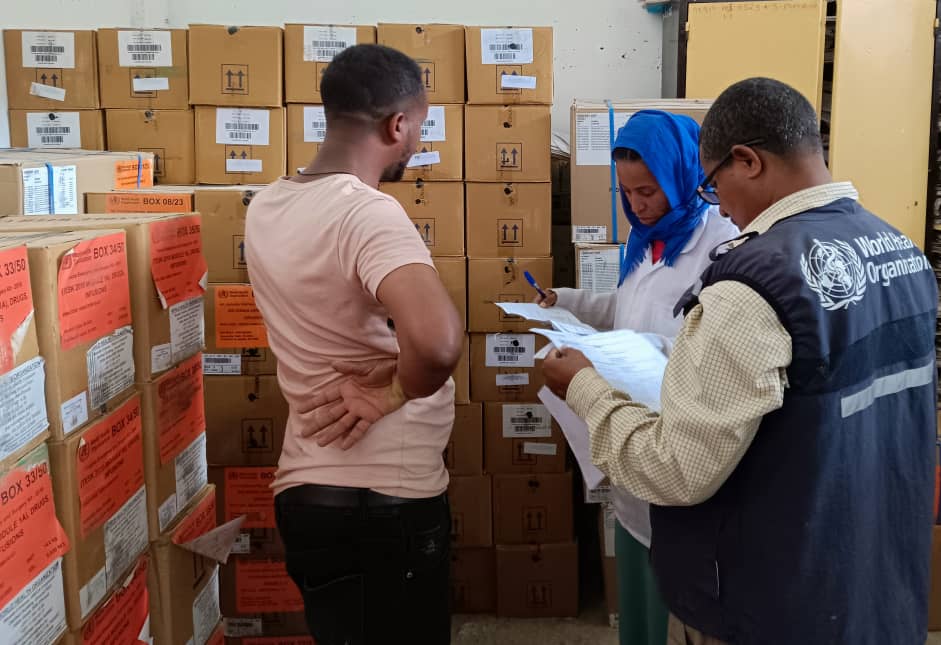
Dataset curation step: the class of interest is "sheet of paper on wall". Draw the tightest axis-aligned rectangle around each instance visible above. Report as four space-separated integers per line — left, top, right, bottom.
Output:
494 302 596 334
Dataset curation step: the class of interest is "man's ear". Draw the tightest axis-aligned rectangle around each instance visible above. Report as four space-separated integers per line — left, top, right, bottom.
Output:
381 112 407 145
731 144 764 179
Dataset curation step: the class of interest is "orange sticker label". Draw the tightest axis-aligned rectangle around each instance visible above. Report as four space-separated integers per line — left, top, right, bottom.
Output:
172 489 217 545
57 232 132 350
223 467 276 529
0 246 34 375
244 639 316 645
77 397 144 537
81 557 149 645
206 625 226 645
235 560 304 614
157 353 205 465
103 193 195 214
0 455 70 610
114 159 154 190
150 217 208 308
214 285 268 348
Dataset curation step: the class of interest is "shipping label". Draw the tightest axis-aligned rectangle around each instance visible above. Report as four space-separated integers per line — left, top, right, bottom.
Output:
0 357 47 460
114 159 154 189
150 217 208 309
302 106 327 143
223 467 276 529
81 557 149 645
420 106 446 142
0 246 33 375
481 28 534 64
151 344 172 374
21 31 76 68
133 76 169 92
485 334 535 368
202 354 241 375
61 391 89 435
26 112 81 148
169 297 205 363
117 30 173 67
303 26 357 62
0 558 67 645
573 225 609 244
223 617 262 638
578 248 620 292
86 325 135 409
103 487 148 589
22 165 78 215
158 495 178 534
175 434 208 513
574 111 633 166
192 568 220 645
502 404 551 438
214 285 268 348
103 192 194 214
157 354 205 464
80 567 108 618
495 373 530 387
236 560 304 614
215 109 270 147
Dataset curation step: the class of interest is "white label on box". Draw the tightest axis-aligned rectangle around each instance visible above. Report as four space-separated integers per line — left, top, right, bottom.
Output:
203 354 241 375
496 373 530 387
61 391 89 435
215 108 270 146
132 77 170 92
231 533 251 555
523 442 558 456
420 106 446 142
103 487 148 592
0 558 67 645
151 343 173 374
51 165 78 214
21 168 49 214
21 164 77 215
603 504 617 558
579 247 621 293
303 105 327 143
0 357 48 461
481 28 534 64
26 112 81 148
224 618 263 638
175 433 208 511
79 566 108 618
193 568 221 645
22 31 75 68
303 25 357 62
118 30 173 67
226 159 264 173
139 616 152 644
169 297 205 363
573 225 609 243
502 403 551 438
86 326 135 409
575 111 634 166
485 334 536 368
501 74 537 90
585 484 612 504
158 494 178 533
28 83 66 101
407 151 441 168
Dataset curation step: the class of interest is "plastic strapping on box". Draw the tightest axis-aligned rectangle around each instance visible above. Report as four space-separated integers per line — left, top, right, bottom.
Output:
619 243 626 269
136 154 143 188
605 100 618 242
44 162 55 215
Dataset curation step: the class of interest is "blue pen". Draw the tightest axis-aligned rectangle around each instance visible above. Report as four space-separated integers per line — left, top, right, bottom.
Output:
524 270 547 298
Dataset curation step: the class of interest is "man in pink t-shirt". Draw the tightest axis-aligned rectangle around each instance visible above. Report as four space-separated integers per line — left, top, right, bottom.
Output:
244 44 463 645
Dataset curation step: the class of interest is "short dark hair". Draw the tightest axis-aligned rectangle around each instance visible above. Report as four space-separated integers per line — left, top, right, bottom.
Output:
612 148 643 162
700 77 822 162
320 44 424 120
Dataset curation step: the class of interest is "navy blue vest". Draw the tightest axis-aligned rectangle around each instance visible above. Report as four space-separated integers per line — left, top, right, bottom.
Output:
652 198 938 644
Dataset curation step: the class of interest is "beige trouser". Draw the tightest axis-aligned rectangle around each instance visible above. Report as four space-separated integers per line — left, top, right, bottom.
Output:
667 613 730 645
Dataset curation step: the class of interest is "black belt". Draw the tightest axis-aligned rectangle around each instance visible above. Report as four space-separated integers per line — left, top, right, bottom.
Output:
277 483 444 509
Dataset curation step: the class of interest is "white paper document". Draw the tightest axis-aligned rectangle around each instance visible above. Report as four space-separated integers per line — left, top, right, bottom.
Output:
494 302 596 334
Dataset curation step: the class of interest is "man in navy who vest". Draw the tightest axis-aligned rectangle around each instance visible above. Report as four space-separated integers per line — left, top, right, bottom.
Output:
543 77 938 645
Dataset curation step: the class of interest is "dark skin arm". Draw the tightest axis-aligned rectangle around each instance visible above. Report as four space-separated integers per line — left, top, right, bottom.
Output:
542 347 595 399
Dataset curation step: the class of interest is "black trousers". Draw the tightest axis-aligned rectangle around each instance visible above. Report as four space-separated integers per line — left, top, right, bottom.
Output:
275 485 452 645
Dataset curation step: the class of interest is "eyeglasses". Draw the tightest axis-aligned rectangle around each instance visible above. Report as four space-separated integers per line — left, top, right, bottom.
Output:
697 138 765 205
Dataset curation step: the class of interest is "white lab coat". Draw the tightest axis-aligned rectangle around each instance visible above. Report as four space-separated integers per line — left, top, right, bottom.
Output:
555 207 739 547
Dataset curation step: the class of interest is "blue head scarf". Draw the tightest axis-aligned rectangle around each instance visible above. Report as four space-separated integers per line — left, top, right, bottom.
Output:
614 110 708 286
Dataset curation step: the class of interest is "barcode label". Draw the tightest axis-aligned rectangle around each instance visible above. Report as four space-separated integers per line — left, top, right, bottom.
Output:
573 225 609 243
22 31 76 68
496 373 530 387
304 106 328 142
36 126 70 134
27 111 81 148
118 30 173 67
503 404 552 438
203 354 242 375
225 122 260 131
481 28 534 65
41 136 64 145
420 106 446 142
216 108 270 146
303 26 357 62
485 334 536 368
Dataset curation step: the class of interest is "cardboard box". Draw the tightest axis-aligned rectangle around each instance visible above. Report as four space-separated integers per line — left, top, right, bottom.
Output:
139 353 209 539
377 24 465 103
195 106 286 185
188 25 283 107
433 257 467 330
403 103 464 181
446 403 484 476
570 99 712 243
465 105 551 182
86 187 195 214
105 109 196 184
450 548 496 614
465 27 553 105
0 214 208 384
8 110 105 150
449 474 492 548
208 466 281 558
4 30 99 109
600 504 619 627
575 243 621 293
204 375 288 466
467 257 553 333
285 104 322 174
197 186 266 283
484 402 567 474
381 181 464 257
74 556 150 645
48 394 149 629
97 28 189 110
493 472 574 544
149 486 232 645
466 182 551 258
495 542 579 618
0 238 47 463
0 442 69 645
219 558 307 638
204 284 277 377
469 333 548 402
285 24 377 104
453 334 470 405
0 230 134 438
0 149 153 216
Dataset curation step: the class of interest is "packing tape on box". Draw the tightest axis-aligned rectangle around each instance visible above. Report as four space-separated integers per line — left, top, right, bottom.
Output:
44 163 55 215
136 154 143 188
605 99 618 243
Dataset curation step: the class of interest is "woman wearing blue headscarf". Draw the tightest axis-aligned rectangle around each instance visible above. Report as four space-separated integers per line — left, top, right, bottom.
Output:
537 110 738 645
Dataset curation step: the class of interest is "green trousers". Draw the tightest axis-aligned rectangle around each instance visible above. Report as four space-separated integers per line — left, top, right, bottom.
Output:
616 521 668 645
